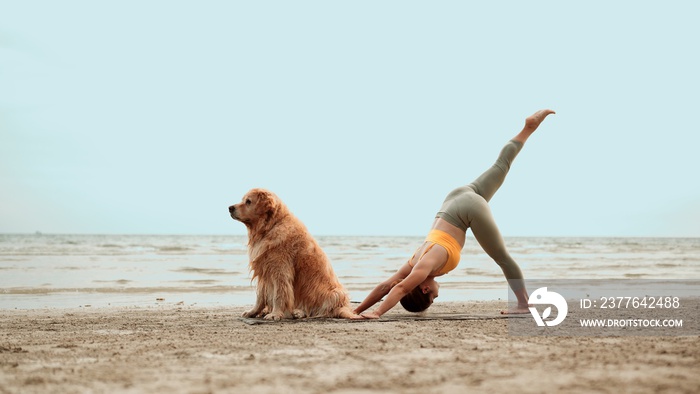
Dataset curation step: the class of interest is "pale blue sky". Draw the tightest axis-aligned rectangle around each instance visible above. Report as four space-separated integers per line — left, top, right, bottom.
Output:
1 1 698 237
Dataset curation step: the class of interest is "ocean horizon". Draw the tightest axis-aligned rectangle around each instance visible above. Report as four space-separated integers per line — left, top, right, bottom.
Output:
2 234 699 309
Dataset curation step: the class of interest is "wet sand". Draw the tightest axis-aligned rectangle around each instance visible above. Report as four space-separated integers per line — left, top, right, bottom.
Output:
1 301 698 394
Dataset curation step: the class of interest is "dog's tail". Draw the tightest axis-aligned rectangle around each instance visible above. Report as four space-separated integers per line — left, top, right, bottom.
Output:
333 305 359 319
328 289 358 319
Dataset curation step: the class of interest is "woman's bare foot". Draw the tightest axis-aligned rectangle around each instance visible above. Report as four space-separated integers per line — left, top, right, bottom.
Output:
513 109 555 144
524 109 556 131
500 304 531 315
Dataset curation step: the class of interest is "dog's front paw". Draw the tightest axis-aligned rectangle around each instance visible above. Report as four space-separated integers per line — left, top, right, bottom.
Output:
263 312 284 321
241 310 259 318
292 309 306 319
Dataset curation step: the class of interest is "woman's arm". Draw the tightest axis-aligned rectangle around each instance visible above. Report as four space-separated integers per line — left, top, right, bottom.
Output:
353 262 413 314
361 263 432 318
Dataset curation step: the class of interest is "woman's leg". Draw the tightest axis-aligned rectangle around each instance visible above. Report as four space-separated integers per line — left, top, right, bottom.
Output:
468 140 523 202
467 197 529 313
469 109 555 313
469 109 556 202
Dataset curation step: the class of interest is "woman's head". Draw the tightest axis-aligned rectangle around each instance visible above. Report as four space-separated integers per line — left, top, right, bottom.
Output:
400 277 440 312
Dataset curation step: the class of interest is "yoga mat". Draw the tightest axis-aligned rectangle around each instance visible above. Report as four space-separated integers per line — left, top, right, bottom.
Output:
239 313 530 325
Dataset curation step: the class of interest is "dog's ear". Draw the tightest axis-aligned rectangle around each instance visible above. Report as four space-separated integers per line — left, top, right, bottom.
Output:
255 189 278 220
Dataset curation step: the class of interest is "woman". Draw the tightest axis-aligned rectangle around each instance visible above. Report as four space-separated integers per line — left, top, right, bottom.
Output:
355 109 555 319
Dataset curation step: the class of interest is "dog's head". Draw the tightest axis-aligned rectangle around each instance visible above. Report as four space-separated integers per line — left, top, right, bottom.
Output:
229 188 285 229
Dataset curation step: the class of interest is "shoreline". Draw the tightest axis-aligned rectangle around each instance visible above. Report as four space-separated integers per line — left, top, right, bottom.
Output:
1 301 698 393
0 286 512 311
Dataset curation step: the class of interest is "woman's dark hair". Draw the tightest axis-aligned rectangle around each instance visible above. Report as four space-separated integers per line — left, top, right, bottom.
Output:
399 286 432 312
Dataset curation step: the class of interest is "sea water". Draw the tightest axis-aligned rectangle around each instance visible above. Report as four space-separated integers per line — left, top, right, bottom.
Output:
1 234 699 309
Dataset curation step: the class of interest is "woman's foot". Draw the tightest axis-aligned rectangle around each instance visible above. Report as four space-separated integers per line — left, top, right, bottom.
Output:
500 303 531 315
502 287 532 314
513 109 555 143
524 109 556 131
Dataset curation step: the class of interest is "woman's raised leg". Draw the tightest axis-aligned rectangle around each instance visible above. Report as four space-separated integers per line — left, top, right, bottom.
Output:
469 109 555 202
470 109 555 313
468 140 523 202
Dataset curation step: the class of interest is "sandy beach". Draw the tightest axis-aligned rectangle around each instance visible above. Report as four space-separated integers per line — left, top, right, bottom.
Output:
1 301 698 394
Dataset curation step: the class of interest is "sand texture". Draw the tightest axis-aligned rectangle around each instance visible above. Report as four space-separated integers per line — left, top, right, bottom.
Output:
1 301 698 394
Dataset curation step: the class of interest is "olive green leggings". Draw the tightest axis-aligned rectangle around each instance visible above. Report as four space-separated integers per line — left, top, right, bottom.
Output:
436 140 525 290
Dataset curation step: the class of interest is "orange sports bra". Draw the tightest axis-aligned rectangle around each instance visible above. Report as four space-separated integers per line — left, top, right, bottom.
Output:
407 229 462 276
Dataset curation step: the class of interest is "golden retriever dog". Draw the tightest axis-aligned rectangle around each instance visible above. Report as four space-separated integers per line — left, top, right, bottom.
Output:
229 188 358 320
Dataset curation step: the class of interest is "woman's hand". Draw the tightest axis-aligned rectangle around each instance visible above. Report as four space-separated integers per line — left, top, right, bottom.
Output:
360 311 381 319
